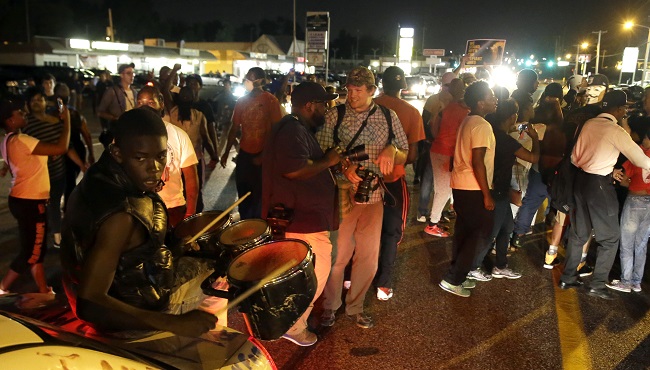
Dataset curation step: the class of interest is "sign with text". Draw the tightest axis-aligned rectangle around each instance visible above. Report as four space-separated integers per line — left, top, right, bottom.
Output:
307 31 327 50
306 12 329 31
465 39 506 66
426 57 441 65
423 49 445 57
622 47 639 73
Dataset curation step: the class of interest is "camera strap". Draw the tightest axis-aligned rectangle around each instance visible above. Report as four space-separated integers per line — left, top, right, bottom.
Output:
344 105 377 151
378 177 398 207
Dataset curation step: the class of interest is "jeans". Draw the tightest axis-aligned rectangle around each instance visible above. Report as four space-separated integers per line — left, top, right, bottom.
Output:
473 196 513 270
235 150 262 219
417 151 433 218
376 178 409 289
513 169 548 235
619 195 650 286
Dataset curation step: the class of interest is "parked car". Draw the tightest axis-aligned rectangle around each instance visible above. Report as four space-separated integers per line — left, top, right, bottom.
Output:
401 76 428 99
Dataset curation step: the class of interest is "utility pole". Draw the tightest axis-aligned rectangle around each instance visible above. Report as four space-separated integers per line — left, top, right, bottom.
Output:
395 23 400 64
371 48 379 59
356 29 360 64
292 0 297 70
422 26 426 52
108 8 115 42
592 30 607 74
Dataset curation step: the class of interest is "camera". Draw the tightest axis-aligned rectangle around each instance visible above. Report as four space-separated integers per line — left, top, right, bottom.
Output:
331 144 369 174
517 123 529 132
354 166 378 203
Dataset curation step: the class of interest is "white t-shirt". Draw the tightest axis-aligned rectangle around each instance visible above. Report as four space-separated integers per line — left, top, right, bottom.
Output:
1 133 49 199
158 121 199 208
451 115 495 190
511 123 546 171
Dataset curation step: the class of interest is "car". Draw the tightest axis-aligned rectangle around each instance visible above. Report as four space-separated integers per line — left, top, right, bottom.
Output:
401 76 428 99
0 310 275 369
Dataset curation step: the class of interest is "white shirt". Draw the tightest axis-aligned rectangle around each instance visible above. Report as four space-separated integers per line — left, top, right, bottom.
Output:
158 121 199 208
1 133 49 199
451 115 495 190
572 113 650 175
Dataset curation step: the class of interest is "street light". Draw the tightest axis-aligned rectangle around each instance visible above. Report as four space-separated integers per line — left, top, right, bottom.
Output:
624 20 650 84
592 30 607 74
575 42 589 75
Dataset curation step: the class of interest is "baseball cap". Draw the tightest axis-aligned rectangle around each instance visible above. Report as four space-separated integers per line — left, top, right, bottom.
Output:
186 74 203 87
601 90 627 108
588 74 609 87
517 69 538 84
346 67 375 87
0 98 25 124
118 62 135 74
382 66 407 90
291 82 338 107
441 72 456 86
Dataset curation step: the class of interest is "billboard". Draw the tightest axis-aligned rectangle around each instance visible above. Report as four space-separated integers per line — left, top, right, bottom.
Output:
465 39 506 66
622 47 639 73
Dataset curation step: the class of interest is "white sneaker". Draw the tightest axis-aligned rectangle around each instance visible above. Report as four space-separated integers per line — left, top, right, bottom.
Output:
416 215 427 223
606 280 631 293
376 287 393 301
492 266 522 279
467 268 492 281
631 284 642 293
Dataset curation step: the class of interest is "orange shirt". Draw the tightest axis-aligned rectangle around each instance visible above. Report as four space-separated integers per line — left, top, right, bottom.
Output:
232 90 283 154
431 101 470 156
374 94 425 182
623 145 650 193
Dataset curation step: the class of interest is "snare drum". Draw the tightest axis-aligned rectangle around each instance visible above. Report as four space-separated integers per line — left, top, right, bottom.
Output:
173 211 232 258
227 239 316 340
217 219 272 258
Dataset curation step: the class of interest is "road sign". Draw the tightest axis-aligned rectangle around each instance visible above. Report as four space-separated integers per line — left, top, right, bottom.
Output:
423 49 444 57
426 57 441 65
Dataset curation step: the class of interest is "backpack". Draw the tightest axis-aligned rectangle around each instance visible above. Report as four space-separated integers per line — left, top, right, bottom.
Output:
548 121 587 213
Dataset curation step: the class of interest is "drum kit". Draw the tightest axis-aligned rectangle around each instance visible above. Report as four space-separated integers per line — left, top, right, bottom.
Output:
172 193 317 341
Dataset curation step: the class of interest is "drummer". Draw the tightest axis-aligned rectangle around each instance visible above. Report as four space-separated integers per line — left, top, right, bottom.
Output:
60 108 217 337
262 82 341 346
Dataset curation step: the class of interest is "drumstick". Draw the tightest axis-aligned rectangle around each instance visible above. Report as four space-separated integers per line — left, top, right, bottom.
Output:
186 192 251 244
214 259 297 317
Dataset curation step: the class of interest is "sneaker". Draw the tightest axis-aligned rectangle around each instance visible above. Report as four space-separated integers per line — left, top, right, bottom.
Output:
0 288 16 297
461 279 476 289
343 280 351 289
543 253 560 270
443 209 457 219
321 309 336 327
631 284 642 293
467 268 492 282
510 234 524 249
439 280 471 297
439 215 451 224
605 280 631 293
416 215 427 223
282 330 318 346
424 224 450 237
376 287 393 301
347 312 374 328
577 263 593 277
492 266 522 279
18 288 56 309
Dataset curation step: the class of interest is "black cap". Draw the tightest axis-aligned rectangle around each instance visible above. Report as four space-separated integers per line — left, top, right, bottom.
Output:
186 73 203 87
0 98 24 124
118 62 135 74
382 66 407 90
291 82 338 108
589 74 609 87
601 90 627 108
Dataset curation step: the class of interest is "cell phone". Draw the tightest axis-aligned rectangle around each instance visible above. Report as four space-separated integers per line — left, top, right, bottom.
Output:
517 123 529 132
57 98 64 113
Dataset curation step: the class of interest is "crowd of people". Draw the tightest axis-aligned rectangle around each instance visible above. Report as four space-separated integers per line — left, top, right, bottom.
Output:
0 61 648 352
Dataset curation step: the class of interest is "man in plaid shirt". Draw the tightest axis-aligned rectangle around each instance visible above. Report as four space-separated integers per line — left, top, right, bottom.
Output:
317 67 409 329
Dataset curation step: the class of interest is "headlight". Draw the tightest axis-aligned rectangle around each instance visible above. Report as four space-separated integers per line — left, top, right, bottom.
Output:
234 86 246 97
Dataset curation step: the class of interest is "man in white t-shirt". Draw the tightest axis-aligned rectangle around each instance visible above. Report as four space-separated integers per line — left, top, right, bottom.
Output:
439 81 497 298
136 86 199 228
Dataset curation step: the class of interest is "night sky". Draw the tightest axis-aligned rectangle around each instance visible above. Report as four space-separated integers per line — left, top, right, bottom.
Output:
159 0 650 59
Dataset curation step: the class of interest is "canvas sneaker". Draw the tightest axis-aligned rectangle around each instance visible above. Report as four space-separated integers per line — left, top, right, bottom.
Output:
577 262 593 277
424 224 450 237
467 268 492 281
631 284 642 293
606 280 631 293
543 253 560 270
461 279 476 289
416 215 427 223
376 287 394 301
439 280 471 297
282 329 318 346
492 266 522 279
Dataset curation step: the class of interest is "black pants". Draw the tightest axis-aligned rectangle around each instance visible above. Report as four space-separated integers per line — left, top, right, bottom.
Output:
561 170 620 289
375 177 409 288
473 196 513 270
444 190 494 286
8 196 48 273
235 150 262 219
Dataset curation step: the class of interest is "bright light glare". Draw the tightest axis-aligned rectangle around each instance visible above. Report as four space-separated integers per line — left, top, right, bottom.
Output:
625 21 634 29
547 61 554 67
490 66 516 90
581 42 589 49
566 54 572 59
233 85 246 98
525 60 532 66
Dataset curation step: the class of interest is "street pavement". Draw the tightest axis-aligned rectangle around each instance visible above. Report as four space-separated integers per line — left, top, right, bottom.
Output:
1 98 649 369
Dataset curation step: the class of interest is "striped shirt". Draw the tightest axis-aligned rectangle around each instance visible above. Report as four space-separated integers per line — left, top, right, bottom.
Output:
316 102 409 204
22 114 66 180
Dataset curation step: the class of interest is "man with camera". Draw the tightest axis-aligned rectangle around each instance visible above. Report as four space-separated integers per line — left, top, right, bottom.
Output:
316 67 409 329
261 82 341 346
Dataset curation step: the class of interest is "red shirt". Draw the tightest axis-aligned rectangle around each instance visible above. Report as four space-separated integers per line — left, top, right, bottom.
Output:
623 145 650 193
232 91 283 154
430 101 470 156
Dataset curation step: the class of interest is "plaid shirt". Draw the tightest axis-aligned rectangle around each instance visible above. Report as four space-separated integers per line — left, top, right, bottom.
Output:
316 102 409 204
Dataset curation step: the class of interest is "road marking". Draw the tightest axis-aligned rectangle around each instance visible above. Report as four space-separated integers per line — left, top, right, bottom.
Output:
437 301 554 369
552 268 593 370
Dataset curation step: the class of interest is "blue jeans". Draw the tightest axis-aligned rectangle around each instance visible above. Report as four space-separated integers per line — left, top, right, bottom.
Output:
513 170 548 235
417 151 433 217
619 195 650 286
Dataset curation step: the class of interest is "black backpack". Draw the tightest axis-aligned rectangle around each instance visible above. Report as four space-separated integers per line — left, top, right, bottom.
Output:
548 121 587 213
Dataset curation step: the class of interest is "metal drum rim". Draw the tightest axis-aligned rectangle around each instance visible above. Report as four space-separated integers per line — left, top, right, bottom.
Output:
217 218 271 247
173 210 232 240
